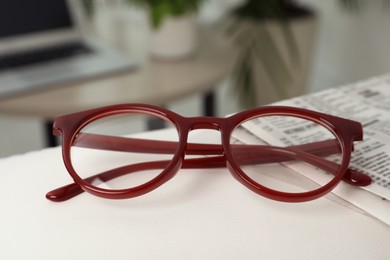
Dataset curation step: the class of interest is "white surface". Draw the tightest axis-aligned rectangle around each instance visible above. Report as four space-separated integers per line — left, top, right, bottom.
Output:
1 129 389 260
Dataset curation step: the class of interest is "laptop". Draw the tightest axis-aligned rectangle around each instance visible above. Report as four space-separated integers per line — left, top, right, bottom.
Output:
0 0 137 99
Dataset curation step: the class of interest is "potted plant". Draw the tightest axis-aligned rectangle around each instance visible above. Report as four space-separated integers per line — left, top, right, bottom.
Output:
128 0 205 59
224 0 317 108
81 0 205 59
224 0 390 108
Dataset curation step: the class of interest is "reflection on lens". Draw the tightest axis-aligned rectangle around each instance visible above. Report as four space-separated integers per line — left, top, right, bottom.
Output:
230 115 343 193
70 112 178 190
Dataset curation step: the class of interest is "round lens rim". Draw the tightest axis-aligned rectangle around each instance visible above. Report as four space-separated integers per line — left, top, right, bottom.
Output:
224 110 351 202
61 105 186 200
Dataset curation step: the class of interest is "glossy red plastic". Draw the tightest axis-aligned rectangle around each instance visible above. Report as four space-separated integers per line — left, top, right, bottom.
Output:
46 104 372 203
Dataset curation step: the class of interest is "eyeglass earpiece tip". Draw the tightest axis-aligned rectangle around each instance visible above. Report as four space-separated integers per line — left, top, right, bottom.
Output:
45 191 63 202
46 183 84 202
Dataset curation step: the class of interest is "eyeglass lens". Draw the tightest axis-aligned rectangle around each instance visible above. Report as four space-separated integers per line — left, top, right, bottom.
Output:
230 115 343 193
70 112 179 190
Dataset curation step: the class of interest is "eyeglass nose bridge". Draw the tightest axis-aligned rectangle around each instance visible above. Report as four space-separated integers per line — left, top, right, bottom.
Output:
180 117 227 156
187 117 225 131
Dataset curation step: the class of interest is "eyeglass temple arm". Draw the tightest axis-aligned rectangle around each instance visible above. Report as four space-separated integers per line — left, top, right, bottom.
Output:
46 156 227 202
46 135 371 202
73 133 224 155
73 133 349 156
73 133 370 185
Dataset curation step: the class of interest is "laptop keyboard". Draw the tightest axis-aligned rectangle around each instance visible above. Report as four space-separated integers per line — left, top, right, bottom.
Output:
0 42 92 71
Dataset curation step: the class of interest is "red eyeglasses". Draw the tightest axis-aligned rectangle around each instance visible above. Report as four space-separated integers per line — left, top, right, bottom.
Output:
46 104 372 203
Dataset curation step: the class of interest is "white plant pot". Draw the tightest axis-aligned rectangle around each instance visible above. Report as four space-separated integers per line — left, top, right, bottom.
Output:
252 15 318 106
150 15 197 59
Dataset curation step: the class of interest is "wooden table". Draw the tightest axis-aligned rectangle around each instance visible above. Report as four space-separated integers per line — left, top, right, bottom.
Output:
0 27 235 146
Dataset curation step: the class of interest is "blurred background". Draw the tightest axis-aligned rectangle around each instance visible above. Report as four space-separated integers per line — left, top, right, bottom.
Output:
1 0 390 157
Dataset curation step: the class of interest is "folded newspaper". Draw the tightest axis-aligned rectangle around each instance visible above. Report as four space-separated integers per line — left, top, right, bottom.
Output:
235 74 390 226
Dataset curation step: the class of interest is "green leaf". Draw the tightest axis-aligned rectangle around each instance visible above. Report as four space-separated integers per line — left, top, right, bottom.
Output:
80 0 94 18
150 2 170 28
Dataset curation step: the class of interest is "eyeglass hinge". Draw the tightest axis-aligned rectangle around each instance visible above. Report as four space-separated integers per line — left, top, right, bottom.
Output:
52 127 62 136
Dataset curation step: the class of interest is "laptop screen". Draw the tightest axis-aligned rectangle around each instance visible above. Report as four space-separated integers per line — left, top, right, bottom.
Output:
0 0 73 39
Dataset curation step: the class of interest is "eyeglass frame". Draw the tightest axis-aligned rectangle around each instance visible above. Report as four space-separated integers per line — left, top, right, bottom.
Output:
46 103 372 203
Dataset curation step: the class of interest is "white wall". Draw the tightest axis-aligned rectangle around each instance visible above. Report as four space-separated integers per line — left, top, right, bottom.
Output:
300 0 390 91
